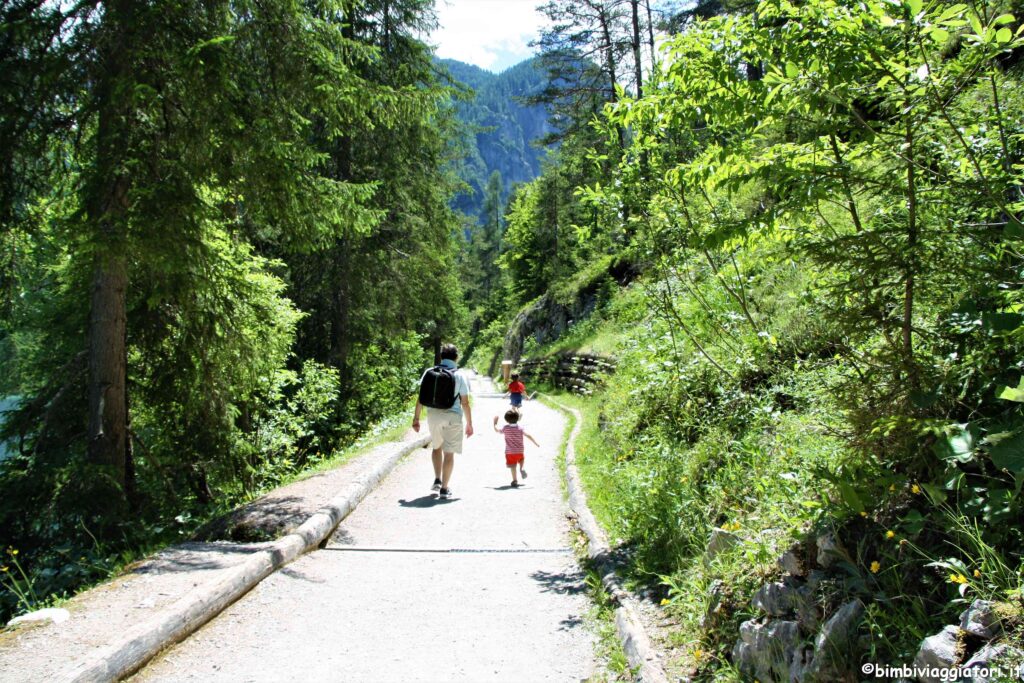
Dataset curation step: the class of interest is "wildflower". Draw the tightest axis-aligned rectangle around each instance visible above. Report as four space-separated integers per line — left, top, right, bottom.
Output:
859 511 868 518
660 598 671 606
899 539 908 546
911 484 921 495
11 550 17 556
888 484 896 492
0 566 7 573
694 649 704 660
949 573 968 584
870 561 881 573
885 530 895 539
974 570 981 578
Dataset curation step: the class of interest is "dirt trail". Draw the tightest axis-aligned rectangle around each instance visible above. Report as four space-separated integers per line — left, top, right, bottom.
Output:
133 374 597 682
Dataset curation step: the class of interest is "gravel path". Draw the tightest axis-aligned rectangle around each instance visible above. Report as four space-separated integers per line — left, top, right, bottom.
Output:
134 376 597 682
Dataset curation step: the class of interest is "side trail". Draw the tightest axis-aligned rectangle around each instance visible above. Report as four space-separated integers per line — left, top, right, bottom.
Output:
131 374 597 682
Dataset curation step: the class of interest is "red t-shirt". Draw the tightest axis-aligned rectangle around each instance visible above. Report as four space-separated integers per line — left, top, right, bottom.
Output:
508 381 525 394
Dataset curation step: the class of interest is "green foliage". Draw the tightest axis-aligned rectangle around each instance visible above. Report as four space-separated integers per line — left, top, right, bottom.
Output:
491 0 1024 672
0 0 465 623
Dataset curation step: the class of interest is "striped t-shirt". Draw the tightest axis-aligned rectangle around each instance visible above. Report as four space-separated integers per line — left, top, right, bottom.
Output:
501 424 525 454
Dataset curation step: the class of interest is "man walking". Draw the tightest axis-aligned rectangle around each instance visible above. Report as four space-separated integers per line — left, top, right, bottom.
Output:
412 344 473 499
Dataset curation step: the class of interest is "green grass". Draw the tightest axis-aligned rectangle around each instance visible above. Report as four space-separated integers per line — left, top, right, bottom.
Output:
285 402 415 485
538 390 632 681
583 567 634 681
536 393 574 503
483 261 1024 677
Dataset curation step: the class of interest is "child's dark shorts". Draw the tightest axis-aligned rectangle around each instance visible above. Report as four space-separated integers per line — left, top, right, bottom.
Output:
510 393 523 407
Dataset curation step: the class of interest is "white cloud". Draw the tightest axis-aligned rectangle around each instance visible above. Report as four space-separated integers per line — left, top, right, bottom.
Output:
430 0 547 72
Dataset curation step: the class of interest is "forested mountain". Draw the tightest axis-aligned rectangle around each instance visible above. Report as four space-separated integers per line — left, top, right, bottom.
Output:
438 58 553 221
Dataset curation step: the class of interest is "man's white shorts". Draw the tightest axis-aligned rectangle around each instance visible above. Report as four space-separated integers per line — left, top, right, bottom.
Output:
427 410 464 454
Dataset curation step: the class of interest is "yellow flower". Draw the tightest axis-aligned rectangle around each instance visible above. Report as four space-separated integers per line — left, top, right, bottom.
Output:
888 484 896 492
974 570 981 578
0 566 8 572
885 530 895 539
694 649 704 660
949 573 968 584
911 484 921 495
870 561 881 574
859 511 868 518
11 550 17 556
660 598 671 606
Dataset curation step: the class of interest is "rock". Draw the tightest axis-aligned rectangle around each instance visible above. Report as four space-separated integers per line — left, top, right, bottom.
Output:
804 600 864 682
753 580 805 617
815 531 846 569
797 597 821 635
959 600 1001 640
700 579 726 630
913 625 965 683
732 619 802 682
959 643 1024 682
790 645 815 682
704 528 741 566
7 607 70 627
752 578 819 633
779 548 806 577
805 570 825 592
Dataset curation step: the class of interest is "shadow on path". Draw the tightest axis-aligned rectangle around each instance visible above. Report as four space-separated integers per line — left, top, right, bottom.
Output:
531 568 587 596
398 494 458 508
133 542 272 574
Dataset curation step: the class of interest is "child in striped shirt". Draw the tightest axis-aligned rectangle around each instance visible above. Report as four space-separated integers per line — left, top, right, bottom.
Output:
493 409 539 488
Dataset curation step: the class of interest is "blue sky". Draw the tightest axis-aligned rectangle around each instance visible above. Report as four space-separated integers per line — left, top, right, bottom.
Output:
430 0 548 72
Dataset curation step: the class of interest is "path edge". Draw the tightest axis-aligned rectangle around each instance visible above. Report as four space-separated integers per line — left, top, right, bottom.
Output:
59 435 429 683
544 395 670 683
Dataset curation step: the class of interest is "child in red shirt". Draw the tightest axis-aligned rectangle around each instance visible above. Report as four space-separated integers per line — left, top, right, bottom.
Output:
506 373 527 408
493 409 539 488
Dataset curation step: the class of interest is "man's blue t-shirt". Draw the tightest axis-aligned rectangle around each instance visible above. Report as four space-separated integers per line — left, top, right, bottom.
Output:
420 359 470 416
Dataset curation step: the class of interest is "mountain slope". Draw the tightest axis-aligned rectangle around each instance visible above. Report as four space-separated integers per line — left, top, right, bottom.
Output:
439 58 553 221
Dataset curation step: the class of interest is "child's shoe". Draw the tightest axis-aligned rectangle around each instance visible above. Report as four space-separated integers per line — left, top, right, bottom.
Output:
510 481 520 488
431 478 442 491
439 487 452 499
521 469 527 479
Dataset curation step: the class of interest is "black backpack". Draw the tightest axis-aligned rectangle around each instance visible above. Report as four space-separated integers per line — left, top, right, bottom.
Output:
419 365 460 409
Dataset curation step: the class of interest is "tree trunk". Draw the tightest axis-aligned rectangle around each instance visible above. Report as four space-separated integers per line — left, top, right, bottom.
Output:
87 249 128 485
645 0 656 72
86 0 135 496
596 3 625 152
630 0 643 98
902 19 917 384
597 4 619 104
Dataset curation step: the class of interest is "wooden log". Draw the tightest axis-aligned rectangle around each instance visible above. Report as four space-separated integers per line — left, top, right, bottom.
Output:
59 435 430 683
